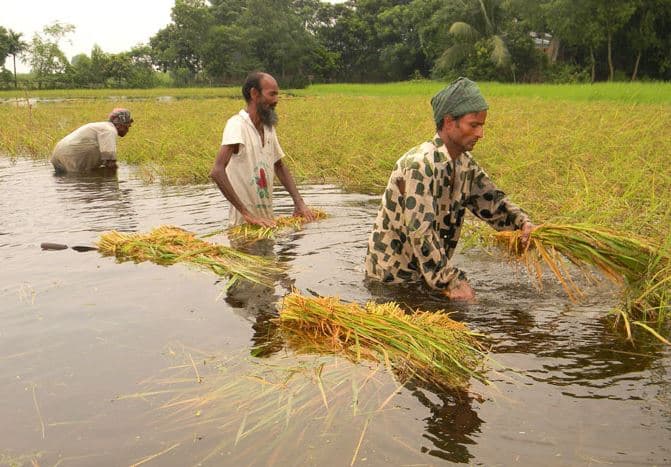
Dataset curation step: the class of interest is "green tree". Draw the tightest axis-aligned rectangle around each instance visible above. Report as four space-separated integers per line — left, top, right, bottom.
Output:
28 22 75 89
433 0 515 79
2 29 28 88
545 0 605 82
626 0 661 80
376 1 432 80
0 27 8 67
150 0 214 82
69 53 94 87
594 0 638 81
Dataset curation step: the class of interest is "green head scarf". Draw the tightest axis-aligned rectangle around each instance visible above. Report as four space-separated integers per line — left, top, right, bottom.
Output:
431 77 488 127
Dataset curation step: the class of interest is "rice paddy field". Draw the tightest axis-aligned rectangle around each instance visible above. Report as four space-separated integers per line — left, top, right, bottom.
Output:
0 82 670 465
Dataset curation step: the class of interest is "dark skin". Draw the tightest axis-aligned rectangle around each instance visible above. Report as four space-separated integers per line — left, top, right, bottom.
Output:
210 73 314 227
98 121 131 170
439 111 534 300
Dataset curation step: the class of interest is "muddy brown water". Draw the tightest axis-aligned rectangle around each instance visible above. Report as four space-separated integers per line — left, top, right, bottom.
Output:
1 158 669 466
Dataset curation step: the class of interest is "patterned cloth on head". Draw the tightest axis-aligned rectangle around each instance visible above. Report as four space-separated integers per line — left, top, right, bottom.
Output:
108 108 133 125
431 77 488 126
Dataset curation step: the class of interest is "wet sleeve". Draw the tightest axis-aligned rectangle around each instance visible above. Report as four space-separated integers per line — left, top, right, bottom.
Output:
465 163 529 231
402 161 464 289
98 127 117 161
221 117 244 147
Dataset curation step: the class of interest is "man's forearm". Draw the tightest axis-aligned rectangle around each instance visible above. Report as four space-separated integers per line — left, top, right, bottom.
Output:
275 160 305 206
211 169 252 217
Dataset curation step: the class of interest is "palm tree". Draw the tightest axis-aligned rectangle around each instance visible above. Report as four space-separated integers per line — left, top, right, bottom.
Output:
7 30 27 88
436 0 511 75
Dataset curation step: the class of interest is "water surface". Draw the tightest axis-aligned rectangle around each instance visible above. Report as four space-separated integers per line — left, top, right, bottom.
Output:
1 158 669 466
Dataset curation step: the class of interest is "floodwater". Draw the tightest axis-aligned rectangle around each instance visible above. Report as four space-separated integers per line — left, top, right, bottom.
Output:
1 158 669 466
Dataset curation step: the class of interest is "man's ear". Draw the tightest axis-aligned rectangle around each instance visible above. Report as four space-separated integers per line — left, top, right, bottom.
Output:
250 87 260 101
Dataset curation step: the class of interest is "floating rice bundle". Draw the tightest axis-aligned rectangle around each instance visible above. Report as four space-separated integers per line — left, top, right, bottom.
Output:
275 292 488 391
97 225 284 288
494 224 670 342
226 208 328 244
119 348 407 465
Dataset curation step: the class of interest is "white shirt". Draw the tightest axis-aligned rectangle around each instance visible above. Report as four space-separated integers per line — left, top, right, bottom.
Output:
50 122 118 172
221 110 285 226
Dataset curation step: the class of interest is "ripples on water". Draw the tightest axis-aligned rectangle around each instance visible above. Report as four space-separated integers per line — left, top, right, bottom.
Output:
0 158 669 466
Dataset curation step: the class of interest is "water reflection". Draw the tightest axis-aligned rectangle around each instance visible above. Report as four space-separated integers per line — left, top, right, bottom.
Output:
52 170 138 232
1 158 669 465
223 238 288 357
409 382 483 464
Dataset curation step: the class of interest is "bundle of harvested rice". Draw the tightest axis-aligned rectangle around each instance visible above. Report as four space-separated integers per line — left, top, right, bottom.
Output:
226 209 328 244
97 225 284 288
275 292 487 390
494 224 670 342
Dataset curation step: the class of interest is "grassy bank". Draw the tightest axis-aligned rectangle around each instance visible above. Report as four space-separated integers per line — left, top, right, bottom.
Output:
0 86 240 100
296 80 671 104
1 83 670 245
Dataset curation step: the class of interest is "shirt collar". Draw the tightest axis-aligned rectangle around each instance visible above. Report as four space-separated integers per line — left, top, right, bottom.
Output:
239 109 273 134
239 109 253 125
432 134 449 164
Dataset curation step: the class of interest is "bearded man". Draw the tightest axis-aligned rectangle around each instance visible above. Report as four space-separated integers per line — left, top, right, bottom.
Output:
365 77 534 300
210 71 314 227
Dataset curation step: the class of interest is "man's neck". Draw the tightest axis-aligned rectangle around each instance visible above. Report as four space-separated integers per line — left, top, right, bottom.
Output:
438 130 462 161
246 105 263 131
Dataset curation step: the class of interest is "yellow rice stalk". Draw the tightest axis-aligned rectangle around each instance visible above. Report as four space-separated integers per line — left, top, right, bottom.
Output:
97 225 284 288
275 292 488 391
493 223 670 341
227 208 328 244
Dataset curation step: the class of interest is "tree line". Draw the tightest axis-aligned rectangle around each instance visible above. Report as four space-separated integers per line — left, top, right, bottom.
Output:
2 0 670 89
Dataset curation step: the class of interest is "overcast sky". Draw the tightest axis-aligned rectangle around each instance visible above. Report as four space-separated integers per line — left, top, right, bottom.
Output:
3 0 176 72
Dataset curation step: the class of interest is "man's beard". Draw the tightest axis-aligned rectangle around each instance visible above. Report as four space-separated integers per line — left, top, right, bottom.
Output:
258 103 279 127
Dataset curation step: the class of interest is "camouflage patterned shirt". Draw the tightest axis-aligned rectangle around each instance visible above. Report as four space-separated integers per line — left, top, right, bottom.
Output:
365 135 529 290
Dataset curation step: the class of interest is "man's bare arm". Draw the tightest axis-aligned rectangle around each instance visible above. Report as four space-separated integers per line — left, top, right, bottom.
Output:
274 159 315 220
210 144 275 227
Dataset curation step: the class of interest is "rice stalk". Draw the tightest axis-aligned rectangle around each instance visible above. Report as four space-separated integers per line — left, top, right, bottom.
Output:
275 292 488 391
226 209 328 244
493 223 671 342
122 349 399 463
97 225 284 288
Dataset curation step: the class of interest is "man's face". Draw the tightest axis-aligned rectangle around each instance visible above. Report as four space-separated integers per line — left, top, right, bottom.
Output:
444 110 487 152
116 122 131 137
254 76 280 126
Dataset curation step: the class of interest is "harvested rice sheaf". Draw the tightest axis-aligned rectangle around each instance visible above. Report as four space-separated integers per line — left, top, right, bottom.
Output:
227 208 328 244
276 292 488 391
494 223 671 342
97 225 284 288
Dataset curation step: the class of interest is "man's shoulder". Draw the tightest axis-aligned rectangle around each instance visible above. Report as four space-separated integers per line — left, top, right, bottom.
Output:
68 121 112 137
225 109 249 126
85 121 116 132
396 143 434 171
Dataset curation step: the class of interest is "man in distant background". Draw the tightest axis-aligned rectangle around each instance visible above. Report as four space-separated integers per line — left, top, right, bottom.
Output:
210 71 314 227
50 108 133 173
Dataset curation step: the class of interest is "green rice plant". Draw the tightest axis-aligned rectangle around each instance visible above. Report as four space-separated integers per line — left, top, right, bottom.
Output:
275 291 488 391
97 225 284 288
224 208 328 244
2 83 669 249
493 224 670 343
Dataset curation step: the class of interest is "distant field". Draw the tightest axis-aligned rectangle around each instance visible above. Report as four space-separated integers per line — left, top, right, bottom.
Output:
2 80 670 103
0 87 241 100
1 81 670 243
300 81 671 104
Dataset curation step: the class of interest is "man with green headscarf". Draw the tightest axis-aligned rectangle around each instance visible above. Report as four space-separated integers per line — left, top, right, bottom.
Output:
365 77 533 300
